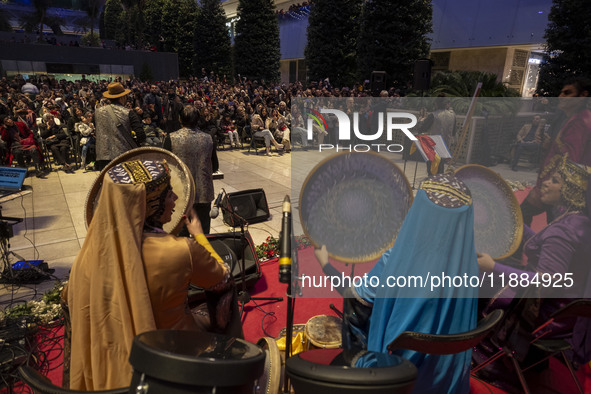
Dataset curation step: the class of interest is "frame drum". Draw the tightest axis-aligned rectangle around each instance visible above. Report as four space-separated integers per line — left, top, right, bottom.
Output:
304 315 342 350
299 152 413 263
454 164 523 259
85 147 195 235
255 337 282 394
129 330 264 394
286 348 417 394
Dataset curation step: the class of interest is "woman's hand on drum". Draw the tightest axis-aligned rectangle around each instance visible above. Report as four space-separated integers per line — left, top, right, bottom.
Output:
184 209 204 237
314 245 329 269
477 252 495 272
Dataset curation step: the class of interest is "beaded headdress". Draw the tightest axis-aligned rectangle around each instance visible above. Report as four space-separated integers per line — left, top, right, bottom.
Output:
557 156 590 210
107 159 171 219
420 173 472 208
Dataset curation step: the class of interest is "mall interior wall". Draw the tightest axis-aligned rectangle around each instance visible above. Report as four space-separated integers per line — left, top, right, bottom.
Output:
0 42 179 81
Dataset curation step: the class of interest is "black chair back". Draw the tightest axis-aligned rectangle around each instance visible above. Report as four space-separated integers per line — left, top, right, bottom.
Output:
387 309 504 355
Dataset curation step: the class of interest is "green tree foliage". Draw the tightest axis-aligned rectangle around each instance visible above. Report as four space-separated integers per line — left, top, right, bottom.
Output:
20 0 65 36
81 31 100 46
357 0 431 88
234 0 281 83
103 0 124 43
427 70 520 115
305 0 361 87
195 0 233 80
144 0 164 49
537 0 591 96
80 0 101 37
430 71 519 98
160 0 180 53
176 0 199 77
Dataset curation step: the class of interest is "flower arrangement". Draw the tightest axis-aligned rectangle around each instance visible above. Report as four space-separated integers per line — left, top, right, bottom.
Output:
255 235 314 261
0 282 65 326
256 236 280 261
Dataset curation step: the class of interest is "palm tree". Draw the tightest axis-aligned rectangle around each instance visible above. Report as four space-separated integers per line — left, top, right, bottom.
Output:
81 0 104 37
33 0 51 39
0 7 12 32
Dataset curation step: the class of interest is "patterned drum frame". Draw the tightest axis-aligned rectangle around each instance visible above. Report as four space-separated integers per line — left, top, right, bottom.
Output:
85 147 195 236
454 164 523 260
299 152 413 263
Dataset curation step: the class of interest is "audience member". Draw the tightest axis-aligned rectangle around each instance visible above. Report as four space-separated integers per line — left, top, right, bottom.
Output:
169 105 217 234
510 115 545 171
94 82 145 171
521 78 591 225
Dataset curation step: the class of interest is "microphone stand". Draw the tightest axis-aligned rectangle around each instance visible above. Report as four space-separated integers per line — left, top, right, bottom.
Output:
282 230 299 394
217 195 283 314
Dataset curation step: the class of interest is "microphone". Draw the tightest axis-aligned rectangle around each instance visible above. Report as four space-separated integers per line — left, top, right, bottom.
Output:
279 195 292 284
209 191 224 219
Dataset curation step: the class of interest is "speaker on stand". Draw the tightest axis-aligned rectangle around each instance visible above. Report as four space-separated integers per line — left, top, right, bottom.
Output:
413 59 432 93
370 71 388 97
222 189 270 227
216 190 282 313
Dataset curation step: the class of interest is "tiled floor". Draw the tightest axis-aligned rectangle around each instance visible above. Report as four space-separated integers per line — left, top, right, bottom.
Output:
0 148 539 305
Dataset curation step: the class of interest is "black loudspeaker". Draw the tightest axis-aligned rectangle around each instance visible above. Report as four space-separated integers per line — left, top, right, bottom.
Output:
413 59 432 91
370 71 388 96
222 189 270 227
188 231 261 305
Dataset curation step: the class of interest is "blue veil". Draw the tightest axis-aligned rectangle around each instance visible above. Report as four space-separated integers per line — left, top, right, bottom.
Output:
355 189 479 393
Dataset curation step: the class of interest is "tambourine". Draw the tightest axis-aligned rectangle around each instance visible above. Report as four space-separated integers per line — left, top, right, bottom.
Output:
454 164 523 259
299 152 413 263
255 337 282 394
84 147 195 235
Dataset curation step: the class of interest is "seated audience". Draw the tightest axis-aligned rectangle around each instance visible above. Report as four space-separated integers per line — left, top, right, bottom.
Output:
510 115 545 171
140 112 165 147
220 112 241 148
251 107 283 155
0 114 44 176
75 111 95 170
39 113 73 173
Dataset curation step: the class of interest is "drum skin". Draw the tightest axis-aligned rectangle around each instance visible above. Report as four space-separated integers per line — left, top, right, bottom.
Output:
299 152 413 263
454 164 523 259
305 315 342 349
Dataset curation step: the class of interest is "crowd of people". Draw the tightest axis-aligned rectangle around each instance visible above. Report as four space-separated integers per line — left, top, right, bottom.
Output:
0 73 408 177
2 71 590 392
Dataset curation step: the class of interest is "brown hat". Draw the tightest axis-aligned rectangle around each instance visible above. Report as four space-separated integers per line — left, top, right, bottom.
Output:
103 82 131 99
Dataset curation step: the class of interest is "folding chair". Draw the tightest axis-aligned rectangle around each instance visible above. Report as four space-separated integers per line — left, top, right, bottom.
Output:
387 309 504 355
472 299 591 393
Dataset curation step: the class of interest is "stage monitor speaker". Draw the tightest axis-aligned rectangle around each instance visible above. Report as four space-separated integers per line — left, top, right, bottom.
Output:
188 231 262 305
370 71 388 96
222 189 270 227
413 59 432 91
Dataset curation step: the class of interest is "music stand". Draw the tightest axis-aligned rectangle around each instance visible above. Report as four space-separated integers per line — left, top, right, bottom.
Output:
217 191 283 313
404 135 452 187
